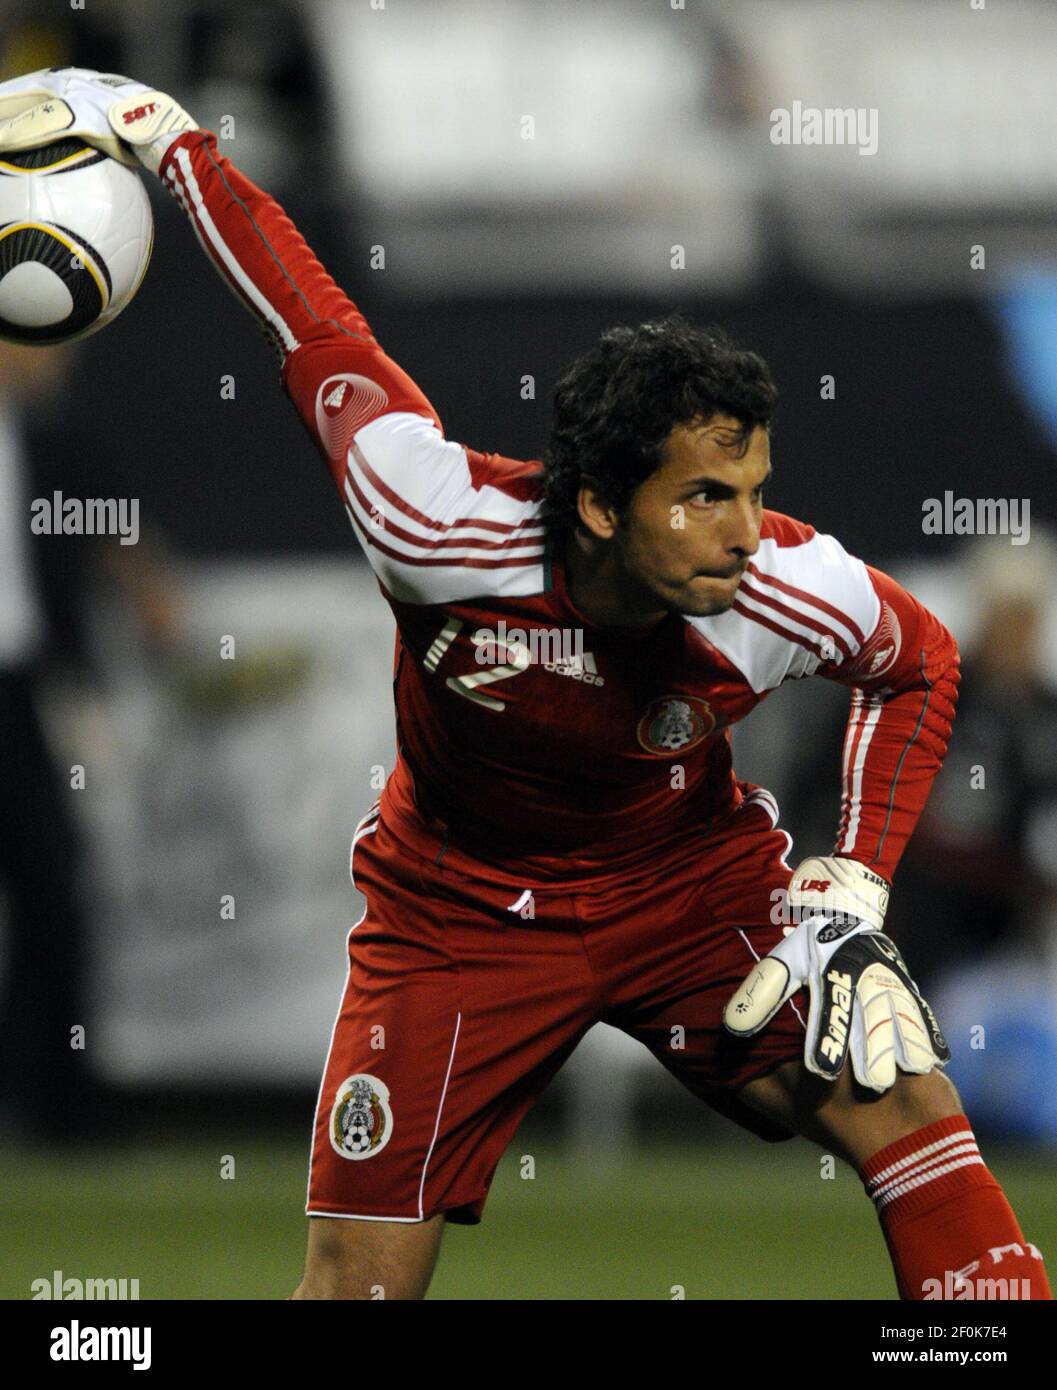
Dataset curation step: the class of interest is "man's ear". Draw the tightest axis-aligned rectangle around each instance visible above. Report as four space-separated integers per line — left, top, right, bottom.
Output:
576 476 620 541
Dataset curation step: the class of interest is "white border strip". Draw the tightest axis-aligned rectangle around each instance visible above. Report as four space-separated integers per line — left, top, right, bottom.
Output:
838 692 884 852
173 146 300 354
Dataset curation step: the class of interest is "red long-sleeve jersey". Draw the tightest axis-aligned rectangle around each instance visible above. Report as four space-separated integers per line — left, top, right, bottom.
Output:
158 130 960 887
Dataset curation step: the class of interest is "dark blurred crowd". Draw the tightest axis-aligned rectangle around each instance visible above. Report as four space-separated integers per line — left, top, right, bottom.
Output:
0 0 338 1141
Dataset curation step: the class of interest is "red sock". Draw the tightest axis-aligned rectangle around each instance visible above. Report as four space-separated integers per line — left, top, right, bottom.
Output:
859 1114 1052 1300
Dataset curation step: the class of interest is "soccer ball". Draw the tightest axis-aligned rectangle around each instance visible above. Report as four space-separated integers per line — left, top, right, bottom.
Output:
0 137 153 346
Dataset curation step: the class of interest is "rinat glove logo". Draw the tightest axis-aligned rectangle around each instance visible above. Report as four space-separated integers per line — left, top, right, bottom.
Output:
820 968 854 1064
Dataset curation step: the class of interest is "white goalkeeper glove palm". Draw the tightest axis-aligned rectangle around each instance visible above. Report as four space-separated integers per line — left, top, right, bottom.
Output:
723 856 950 1092
0 67 196 175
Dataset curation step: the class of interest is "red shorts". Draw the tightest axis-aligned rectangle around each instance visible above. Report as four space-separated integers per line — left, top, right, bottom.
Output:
307 782 808 1225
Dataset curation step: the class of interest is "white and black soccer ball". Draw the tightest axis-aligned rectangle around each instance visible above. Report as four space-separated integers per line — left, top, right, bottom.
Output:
0 138 153 346
345 1120 373 1154
340 1101 375 1155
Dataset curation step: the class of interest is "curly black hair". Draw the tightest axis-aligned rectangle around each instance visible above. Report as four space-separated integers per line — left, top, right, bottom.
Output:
542 314 777 542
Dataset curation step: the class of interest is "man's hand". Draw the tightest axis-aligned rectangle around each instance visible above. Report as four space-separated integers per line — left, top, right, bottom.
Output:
723 856 950 1092
0 67 196 175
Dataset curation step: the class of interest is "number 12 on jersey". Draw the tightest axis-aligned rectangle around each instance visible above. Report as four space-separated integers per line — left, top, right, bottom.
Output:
422 616 530 712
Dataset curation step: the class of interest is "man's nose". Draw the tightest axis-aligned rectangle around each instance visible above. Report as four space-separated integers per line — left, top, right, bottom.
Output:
728 499 761 556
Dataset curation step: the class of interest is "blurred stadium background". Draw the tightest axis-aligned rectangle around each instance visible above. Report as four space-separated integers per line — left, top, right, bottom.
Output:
2 0 1056 1299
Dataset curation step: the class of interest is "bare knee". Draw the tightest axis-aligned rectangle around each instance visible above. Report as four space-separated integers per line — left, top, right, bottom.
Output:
818 1066 964 1165
290 1213 446 1300
739 1060 965 1168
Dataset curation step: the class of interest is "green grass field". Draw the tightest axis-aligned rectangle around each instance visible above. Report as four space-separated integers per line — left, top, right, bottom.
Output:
3 1134 1055 1300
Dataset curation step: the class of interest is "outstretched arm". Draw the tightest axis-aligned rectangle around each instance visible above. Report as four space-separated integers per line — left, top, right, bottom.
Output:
155 127 440 473
157 129 546 603
0 69 545 603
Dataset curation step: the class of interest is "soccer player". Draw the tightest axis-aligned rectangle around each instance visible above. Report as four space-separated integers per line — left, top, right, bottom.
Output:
2 70 1050 1302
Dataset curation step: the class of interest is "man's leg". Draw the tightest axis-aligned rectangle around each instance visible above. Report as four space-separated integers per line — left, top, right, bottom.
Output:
302 809 596 1299
583 787 1051 1300
736 1056 960 1165
739 1061 1053 1300
291 1214 446 1300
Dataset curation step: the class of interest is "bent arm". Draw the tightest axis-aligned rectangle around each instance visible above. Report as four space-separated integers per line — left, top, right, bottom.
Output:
821 564 961 884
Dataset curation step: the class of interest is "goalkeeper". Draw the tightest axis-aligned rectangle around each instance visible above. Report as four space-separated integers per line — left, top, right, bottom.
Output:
1 69 1049 1303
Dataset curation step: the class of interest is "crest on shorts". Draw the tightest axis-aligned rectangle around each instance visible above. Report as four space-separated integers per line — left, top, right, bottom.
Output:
329 1074 393 1161
637 695 716 755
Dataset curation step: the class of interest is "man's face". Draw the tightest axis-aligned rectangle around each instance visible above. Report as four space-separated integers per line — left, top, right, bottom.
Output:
612 415 771 618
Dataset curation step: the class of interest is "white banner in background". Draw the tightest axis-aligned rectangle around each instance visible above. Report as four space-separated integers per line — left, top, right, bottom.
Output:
78 559 397 1085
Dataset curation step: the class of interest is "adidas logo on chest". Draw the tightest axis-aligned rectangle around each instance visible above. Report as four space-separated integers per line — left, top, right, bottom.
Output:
542 652 605 687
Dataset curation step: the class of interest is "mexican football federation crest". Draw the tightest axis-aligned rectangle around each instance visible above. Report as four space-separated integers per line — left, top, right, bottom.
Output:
330 1074 393 1160
636 695 716 755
